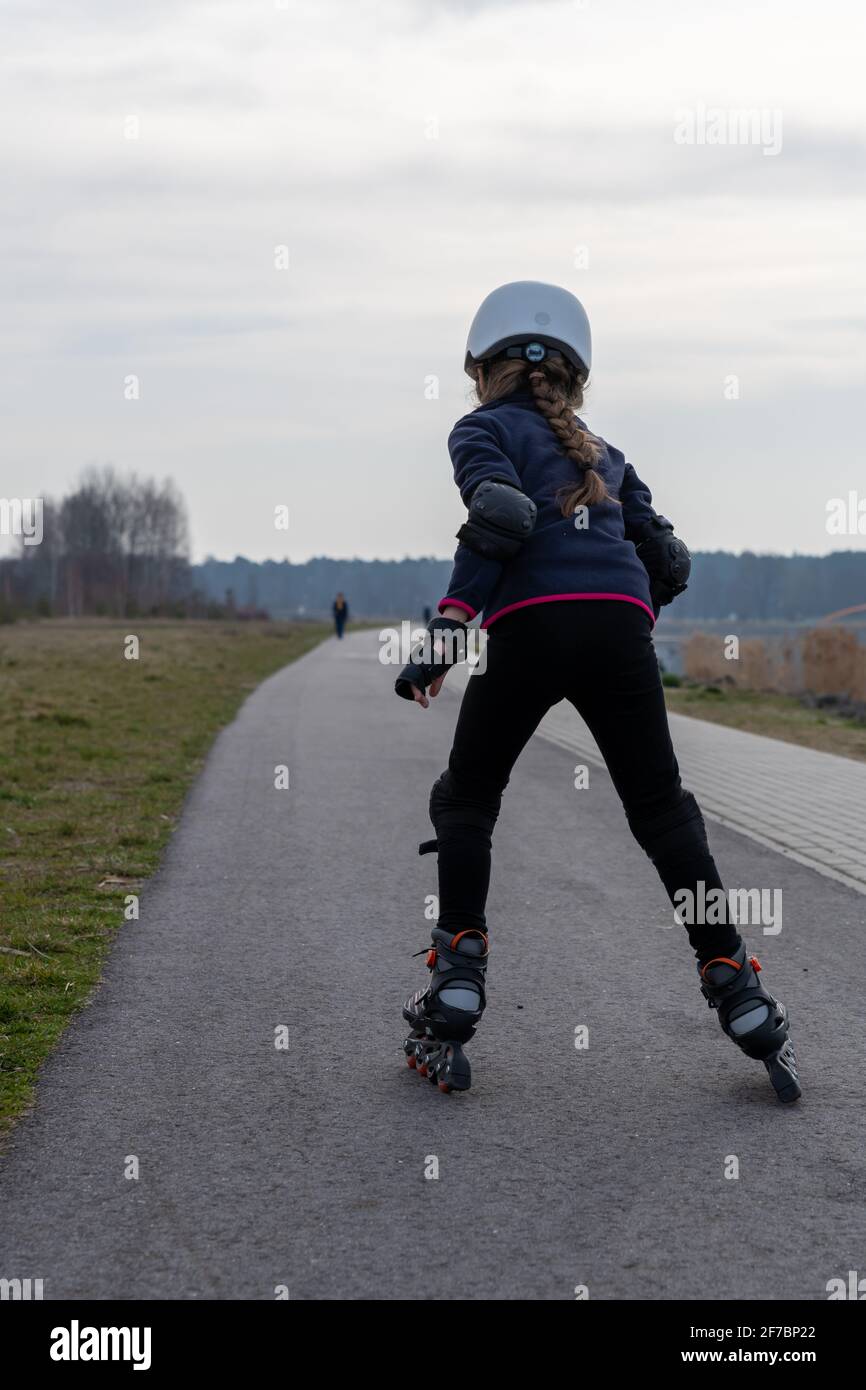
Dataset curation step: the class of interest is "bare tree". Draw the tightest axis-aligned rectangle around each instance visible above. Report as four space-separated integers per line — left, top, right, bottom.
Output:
44 467 191 615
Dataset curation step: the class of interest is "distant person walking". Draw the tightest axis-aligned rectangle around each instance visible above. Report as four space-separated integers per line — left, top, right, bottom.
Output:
333 592 349 640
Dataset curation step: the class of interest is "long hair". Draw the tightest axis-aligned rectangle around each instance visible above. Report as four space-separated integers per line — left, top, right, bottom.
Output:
470 355 617 515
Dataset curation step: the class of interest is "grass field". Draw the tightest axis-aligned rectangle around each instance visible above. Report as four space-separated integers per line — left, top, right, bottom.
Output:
664 682 866 763
0 618 328 1140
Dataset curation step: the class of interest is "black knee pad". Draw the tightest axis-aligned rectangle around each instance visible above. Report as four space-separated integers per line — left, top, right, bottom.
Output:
627 789 709 868
429 769 501 839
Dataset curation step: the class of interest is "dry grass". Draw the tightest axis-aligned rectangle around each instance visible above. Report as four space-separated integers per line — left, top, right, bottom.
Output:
665 684 866 762
0 618 328 1138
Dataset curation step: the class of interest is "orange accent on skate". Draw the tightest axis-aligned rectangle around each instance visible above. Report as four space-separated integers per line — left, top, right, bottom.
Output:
749 956 762 972
450 929 489 951
426 949 437 969
700 955 743 981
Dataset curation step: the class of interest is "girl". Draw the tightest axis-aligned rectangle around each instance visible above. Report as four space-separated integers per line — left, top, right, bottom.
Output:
395 280 800 1103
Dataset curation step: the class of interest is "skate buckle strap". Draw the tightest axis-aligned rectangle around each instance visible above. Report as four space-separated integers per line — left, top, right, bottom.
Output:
700 955 743 983
700 953 749 1010
750 955 762 972
450 929 489 952
410 946 442 970
417 931 489 973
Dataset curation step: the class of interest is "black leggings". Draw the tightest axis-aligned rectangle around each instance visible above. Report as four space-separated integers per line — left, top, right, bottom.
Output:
432 600 740 962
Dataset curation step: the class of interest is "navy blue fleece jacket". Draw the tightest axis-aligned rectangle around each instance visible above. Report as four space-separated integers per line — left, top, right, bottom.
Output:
439 390 658 627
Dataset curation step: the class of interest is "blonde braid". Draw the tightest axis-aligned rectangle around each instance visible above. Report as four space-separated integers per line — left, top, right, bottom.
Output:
472 354 618 515
527 367 614 513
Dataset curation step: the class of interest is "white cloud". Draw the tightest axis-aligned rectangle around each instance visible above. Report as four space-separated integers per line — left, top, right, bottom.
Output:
1 0 864 561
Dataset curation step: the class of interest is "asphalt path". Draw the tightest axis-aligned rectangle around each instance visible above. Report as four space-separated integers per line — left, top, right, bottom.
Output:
1 629 863 1300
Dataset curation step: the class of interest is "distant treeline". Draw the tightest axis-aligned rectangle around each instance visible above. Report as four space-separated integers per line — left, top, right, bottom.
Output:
192 556 452 621
2 468 864 622
1 468 197 620
192 551 866 622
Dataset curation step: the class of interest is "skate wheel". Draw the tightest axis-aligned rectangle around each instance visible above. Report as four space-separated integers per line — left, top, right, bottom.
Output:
438 1081 452 1094
418 1063 428 1077
406 1054 416 1069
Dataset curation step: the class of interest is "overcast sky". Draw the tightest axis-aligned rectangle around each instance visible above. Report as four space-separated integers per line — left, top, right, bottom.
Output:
2 0 865 563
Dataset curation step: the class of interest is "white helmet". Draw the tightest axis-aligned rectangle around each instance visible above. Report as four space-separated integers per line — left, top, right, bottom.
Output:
464 280 592 378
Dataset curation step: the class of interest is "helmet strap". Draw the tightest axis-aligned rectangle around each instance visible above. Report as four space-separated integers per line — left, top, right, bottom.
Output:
502 343 563 364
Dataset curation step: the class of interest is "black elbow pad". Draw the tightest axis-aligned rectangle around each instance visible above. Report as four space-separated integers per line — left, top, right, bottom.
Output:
634 516 691 606
456 479 537 562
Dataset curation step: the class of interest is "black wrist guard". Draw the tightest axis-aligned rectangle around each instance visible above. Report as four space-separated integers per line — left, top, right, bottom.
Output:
394 616 467 700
